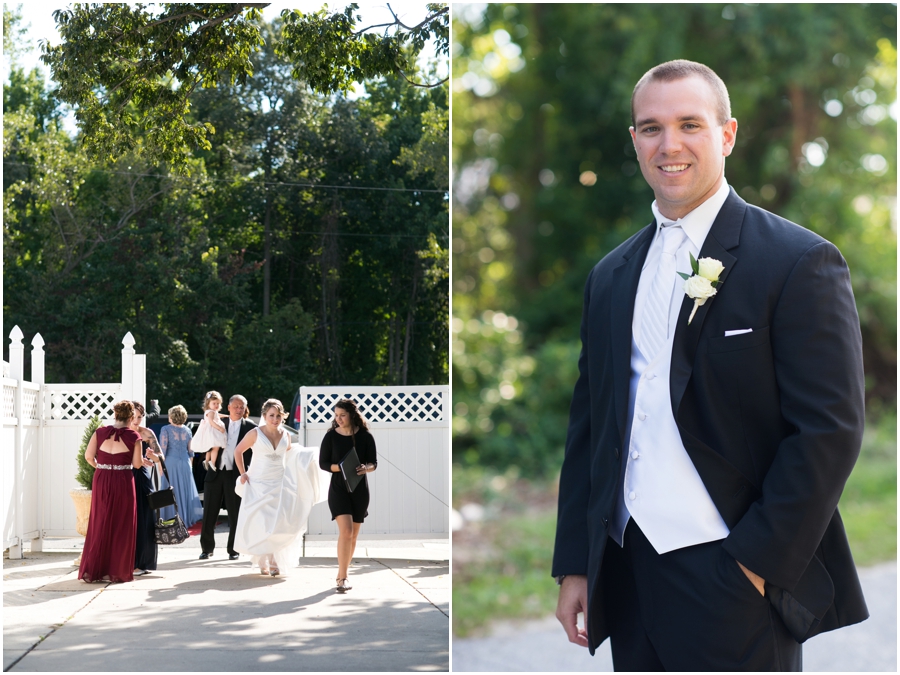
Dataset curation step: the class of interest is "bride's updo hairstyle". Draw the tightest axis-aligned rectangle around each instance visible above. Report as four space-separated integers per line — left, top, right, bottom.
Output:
113 400 135 422
331 399 369 432
260 398 288 425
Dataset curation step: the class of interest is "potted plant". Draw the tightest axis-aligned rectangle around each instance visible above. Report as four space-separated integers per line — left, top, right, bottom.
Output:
71 415 101 537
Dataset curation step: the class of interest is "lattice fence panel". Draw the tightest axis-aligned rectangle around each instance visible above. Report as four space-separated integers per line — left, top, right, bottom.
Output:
304 390 445 425
22 388 39 420
3 384 15 419
49 391 119 420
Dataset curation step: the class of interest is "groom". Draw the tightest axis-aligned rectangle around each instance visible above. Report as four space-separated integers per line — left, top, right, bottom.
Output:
552 60 868 671
199 394 255 560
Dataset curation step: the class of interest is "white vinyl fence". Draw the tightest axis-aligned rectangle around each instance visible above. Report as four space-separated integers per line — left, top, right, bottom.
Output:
3 327 447 557
301 386 449 537
2 327 146 558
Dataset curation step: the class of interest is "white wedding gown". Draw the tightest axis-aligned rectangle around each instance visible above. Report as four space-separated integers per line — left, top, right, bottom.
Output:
234 425 329 574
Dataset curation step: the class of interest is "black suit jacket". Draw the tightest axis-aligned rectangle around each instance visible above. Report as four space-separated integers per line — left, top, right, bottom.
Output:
552 188 868 652
205 417 255 481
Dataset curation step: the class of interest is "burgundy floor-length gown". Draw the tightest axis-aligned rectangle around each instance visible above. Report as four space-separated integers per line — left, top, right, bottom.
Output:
78 426 140 583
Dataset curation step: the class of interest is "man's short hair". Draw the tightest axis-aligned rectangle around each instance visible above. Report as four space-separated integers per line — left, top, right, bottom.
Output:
631 59 732 127
229 394 247 405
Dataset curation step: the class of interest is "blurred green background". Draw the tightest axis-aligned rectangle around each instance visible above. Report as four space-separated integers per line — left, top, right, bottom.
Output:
451 3 897 637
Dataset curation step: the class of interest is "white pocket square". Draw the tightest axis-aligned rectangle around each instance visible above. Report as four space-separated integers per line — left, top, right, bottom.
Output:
724 328 753 337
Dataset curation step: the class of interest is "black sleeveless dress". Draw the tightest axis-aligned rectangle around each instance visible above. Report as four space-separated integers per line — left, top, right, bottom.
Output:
318 429 377 523
133 438 158 571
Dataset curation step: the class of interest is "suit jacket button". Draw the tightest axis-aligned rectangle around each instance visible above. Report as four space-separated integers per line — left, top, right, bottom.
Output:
602 516 609 528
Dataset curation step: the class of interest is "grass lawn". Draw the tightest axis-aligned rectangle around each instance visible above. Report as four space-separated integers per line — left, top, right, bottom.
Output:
453 509 558 637
839 412 897 566
452 413 897 637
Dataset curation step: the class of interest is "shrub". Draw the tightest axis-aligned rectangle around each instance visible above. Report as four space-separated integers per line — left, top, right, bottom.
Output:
75 416 101 490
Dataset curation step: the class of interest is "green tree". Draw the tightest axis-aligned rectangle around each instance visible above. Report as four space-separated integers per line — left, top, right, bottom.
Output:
40 2 448 167
182 25 449 386
5 15 448 406
222 298 317 412
3 4 29 65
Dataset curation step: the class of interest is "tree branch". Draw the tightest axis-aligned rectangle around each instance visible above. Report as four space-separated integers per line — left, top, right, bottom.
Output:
386 4 448 32
354 5 448 36
398 71 449 88
142 4 268 32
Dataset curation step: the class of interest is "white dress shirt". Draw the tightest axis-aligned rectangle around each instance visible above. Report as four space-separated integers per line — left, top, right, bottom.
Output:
611 179 731 554
222 417 241 470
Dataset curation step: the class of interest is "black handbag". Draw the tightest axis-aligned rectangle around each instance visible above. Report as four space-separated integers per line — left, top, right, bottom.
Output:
147 453 176 509
151 455 189 545
147 485 176 510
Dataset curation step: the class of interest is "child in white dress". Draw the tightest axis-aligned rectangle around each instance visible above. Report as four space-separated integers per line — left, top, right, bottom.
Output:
190 391 227 471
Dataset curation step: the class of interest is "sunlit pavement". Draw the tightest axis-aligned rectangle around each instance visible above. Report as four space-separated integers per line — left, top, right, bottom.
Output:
452 560 896 672
3 529 449 672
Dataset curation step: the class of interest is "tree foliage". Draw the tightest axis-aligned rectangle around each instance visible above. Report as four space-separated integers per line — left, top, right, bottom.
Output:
452 4 897 477
278 2 448 91
5 14 448 415
40 2 448 167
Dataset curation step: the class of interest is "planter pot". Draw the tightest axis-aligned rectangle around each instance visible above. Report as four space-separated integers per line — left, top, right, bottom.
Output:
70 487 92 537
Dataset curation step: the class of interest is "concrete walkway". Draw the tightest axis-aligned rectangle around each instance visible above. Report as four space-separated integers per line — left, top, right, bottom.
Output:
452 561 896 672
4 530 449 672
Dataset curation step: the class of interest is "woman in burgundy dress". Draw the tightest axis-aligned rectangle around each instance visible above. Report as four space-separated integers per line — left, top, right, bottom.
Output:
79 400 145 583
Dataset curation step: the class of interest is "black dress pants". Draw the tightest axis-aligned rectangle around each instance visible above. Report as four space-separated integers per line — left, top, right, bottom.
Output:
601 520 802 671
199 468 241 556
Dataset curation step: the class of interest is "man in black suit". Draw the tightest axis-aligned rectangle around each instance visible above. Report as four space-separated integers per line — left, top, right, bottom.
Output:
552 60 867 671
199 394 255 560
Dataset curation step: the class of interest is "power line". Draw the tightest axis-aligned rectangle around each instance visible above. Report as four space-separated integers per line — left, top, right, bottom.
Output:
373 449 449 508
310 321 447 331
2 160 448 194
290 231 447 239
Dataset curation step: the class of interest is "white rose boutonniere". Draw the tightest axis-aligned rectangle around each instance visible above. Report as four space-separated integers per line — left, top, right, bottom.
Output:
678 253 725 325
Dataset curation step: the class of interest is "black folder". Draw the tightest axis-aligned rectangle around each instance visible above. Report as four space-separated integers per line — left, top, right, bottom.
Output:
339 447 364 493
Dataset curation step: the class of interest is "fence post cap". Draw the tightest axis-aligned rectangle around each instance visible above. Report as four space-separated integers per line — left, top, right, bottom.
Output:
122 332 136 348
31 333 45 348
9 325 23 342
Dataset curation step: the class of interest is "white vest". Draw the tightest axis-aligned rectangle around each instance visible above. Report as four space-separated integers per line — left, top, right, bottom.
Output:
611 180 732 554
612 332 730 553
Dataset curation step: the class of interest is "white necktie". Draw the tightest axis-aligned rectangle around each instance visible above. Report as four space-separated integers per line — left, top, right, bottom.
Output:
641 225 686 359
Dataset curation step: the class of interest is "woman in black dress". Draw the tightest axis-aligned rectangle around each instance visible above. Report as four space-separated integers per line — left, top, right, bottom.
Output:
130 400 162 576
318 399 376 592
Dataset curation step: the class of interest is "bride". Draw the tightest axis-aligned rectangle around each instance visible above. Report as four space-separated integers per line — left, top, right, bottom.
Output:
233 398 326 575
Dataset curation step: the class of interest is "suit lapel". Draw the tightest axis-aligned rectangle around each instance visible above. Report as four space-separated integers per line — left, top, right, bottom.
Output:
611 224 655 443
670 188 746 416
